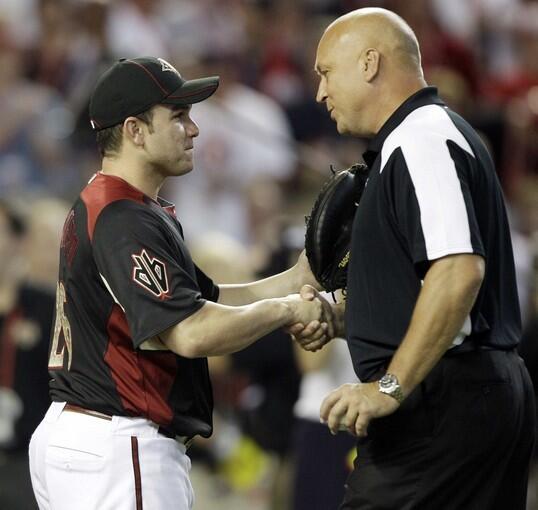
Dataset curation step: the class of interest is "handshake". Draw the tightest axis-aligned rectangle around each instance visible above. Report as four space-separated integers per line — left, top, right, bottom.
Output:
283 285 344 352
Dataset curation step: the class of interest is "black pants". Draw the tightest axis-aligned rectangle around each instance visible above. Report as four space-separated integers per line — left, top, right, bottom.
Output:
340 350 536 510
293 418 356 510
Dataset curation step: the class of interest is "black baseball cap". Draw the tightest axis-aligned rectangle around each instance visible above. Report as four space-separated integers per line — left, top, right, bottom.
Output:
89 57 219 131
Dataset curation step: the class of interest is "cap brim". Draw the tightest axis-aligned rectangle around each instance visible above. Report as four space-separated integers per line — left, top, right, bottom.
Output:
162 76 219 106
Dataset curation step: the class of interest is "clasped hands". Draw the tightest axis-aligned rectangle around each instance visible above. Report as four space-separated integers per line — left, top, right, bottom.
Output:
284 284 338 352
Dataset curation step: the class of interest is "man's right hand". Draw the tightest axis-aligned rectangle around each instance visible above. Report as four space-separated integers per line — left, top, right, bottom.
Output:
285 285 341 351
284 292 324 325
286 285 345 351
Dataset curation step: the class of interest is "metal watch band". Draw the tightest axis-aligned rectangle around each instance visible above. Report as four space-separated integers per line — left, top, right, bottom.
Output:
384 385 404 404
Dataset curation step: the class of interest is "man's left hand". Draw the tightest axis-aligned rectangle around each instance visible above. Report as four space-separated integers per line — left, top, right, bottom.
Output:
320 382 401 437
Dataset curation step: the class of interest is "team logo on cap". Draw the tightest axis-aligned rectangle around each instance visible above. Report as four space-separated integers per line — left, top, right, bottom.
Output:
132 249 170 299
158 58 179 75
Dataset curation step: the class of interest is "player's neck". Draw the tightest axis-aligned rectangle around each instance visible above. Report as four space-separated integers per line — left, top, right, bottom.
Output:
101 157 163 200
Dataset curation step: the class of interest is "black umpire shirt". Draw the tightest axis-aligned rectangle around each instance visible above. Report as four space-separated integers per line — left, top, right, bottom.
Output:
347 87 521 382
49 172 218 438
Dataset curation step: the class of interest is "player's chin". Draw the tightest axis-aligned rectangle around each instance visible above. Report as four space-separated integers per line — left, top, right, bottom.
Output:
173 160 194 176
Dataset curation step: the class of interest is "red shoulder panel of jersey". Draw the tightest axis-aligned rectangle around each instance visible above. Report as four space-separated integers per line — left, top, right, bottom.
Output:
80 172 146 242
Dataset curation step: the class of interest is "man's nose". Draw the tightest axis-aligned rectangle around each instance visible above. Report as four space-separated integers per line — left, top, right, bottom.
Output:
316 80 327 104
188 119 200 138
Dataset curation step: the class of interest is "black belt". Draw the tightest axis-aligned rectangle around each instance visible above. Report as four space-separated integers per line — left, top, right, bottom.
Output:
157 426 194 448
443 339 513 357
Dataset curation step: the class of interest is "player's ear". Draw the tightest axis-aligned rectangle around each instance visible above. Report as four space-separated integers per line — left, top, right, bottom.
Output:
123 117 145 147
359 48 380 82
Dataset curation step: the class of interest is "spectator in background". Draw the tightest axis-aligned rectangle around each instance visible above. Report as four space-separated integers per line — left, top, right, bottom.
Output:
24 0 74 95
167 54 296 246
258 3 307 108
0 0 40 49
388 0 479 94
0 202 54 510
70 0 111 86
22 198 71 292
479 0 538 193
106 0 169 58
66 0 114 153
483 0 538 103
428 0 519 78
0 22 74 197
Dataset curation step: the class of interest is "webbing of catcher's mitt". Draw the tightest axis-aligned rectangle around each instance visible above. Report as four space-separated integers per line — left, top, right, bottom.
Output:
305 163 369 292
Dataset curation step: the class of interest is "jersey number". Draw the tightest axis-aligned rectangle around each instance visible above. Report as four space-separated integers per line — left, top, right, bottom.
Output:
48 282 73 370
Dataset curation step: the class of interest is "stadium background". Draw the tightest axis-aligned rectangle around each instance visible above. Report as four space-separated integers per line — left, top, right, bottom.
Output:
0 0 537 508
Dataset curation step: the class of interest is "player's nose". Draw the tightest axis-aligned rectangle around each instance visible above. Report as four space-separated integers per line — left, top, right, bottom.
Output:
188 118 200 138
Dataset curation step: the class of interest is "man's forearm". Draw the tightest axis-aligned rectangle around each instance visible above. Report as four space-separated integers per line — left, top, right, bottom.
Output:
161 299 292 357
387 254 484 397
161 294 324 358
219 266 315 305
332 301 346 337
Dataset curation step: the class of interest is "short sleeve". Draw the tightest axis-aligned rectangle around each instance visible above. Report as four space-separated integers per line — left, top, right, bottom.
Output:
384 141 485 265
93 201 206 348
194 265 220 302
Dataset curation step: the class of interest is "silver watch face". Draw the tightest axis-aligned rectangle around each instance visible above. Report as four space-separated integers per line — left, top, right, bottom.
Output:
379 373 399 391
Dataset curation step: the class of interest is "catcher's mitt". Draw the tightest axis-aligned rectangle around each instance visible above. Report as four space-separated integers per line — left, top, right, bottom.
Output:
305 163 369 292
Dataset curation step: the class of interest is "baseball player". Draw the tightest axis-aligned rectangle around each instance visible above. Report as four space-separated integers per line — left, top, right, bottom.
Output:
28 57 330 510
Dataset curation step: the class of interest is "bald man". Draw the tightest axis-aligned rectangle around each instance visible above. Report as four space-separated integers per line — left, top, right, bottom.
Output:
295 7 535 509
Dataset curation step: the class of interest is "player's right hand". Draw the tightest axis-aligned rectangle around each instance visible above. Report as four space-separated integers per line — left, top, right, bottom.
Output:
286 285 337 351
284 292 324 324
284 286 335 351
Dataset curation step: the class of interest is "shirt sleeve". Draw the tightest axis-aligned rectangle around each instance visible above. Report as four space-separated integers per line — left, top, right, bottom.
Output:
93 200 206 348
194 264 220 302
384 142 485 265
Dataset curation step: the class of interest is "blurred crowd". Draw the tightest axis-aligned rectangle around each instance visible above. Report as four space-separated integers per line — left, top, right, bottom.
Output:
1 0 538 509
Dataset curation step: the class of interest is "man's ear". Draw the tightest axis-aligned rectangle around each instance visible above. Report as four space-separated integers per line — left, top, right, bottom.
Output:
123 117 145 147
360 48 380 82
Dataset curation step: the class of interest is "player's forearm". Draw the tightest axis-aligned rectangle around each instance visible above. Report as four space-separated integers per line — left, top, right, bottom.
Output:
387 254 484 397
218 265 310 305
160 299 293 357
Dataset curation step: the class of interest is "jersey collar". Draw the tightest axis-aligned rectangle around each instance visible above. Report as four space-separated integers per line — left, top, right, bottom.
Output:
96 171 176 212
363 87 445 167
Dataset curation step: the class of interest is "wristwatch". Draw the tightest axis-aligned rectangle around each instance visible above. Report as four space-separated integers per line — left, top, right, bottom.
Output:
378 373 405 404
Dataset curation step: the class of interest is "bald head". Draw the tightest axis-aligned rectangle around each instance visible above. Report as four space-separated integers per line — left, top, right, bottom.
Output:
314 8 427 137
321 8 422 74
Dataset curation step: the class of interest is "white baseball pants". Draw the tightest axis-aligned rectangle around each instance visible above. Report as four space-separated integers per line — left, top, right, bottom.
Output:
29 402 194 510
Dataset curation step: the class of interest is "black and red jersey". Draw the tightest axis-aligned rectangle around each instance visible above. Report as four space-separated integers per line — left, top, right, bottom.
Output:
49 172 218 438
